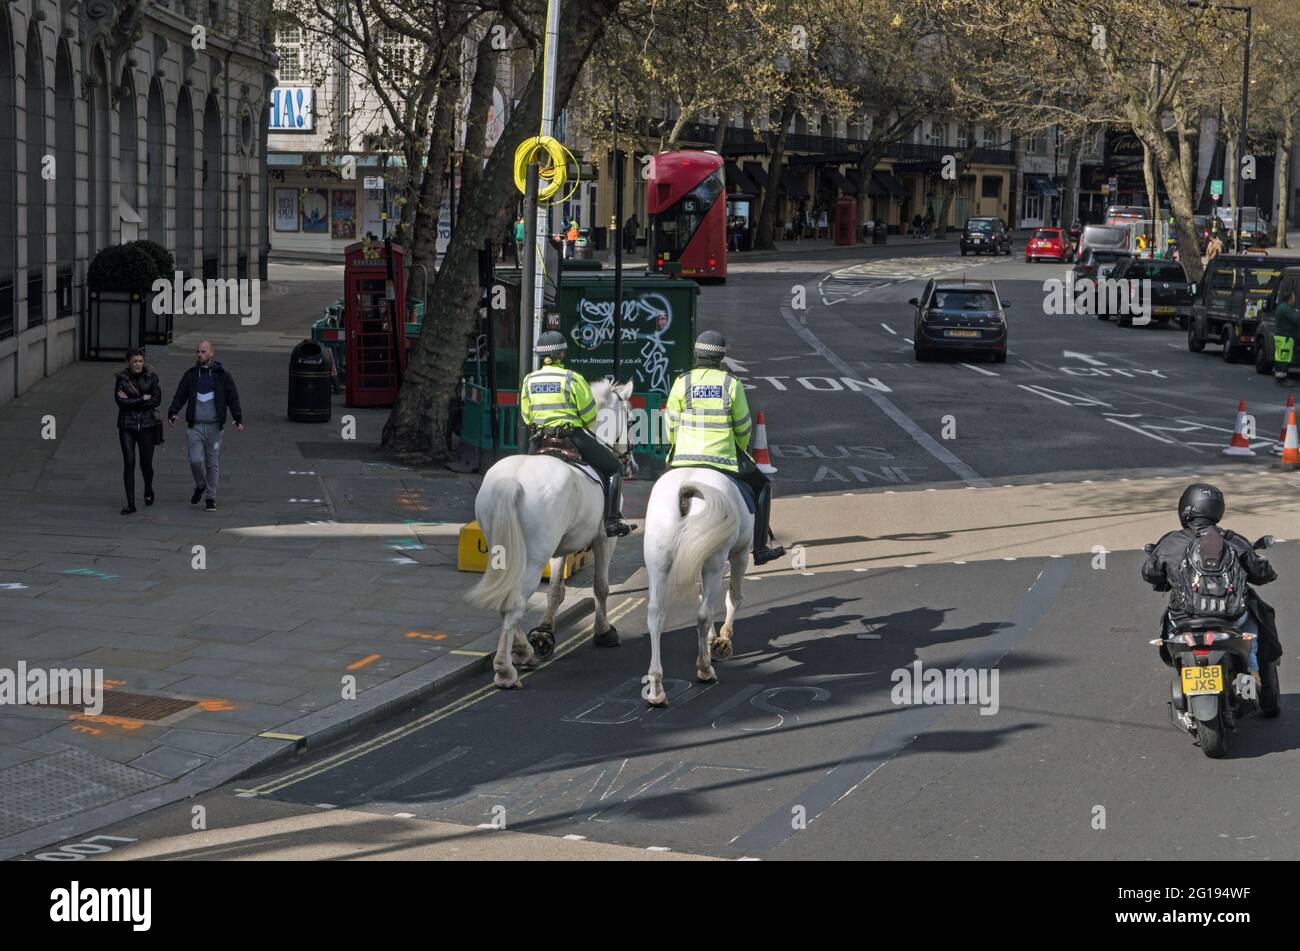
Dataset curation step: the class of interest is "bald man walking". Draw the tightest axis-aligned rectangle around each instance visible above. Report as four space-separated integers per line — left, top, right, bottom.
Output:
168 341 244 511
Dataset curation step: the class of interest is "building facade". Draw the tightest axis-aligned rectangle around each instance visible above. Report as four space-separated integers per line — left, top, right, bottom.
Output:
0 0 273 407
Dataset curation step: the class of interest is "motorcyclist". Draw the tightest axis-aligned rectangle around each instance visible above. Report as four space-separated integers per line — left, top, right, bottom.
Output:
1141 483 1280 688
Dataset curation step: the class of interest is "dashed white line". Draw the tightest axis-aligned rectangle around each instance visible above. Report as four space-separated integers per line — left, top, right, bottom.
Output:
960 362 999 377
881 323 897 335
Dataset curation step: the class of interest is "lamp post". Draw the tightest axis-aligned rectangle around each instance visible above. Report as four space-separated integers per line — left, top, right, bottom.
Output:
1189 2 1252 252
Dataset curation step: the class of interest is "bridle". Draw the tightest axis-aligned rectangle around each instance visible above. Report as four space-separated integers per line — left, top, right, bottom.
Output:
598 383 636 476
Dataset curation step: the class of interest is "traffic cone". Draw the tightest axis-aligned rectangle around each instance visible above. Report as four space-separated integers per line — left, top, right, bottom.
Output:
1222 400 1256 456
752 411 778 474
1283 410 1300 466
1273 394 1295 456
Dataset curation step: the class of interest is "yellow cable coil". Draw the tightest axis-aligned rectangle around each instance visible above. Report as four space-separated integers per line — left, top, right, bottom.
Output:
513 135 580 205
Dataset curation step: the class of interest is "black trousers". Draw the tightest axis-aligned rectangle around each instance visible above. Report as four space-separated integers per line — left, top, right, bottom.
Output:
120 427 156 502
567 427 621 478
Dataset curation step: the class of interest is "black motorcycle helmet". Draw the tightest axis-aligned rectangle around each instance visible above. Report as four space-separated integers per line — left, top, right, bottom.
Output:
1178 482 1225 528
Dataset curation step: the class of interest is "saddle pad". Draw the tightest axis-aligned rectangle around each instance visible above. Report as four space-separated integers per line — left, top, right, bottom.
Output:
678 468 755 514
572 462 601 486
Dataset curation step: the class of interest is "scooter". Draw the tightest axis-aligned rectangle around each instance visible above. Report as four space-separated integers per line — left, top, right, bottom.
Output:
1145 534 1282 758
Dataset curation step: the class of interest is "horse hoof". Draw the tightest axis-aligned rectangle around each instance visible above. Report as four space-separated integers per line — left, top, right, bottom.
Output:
527 625 556 659
593 624 620 648
697 669 718 684
647 694 668 708
710 638 733 660
514 652 539 669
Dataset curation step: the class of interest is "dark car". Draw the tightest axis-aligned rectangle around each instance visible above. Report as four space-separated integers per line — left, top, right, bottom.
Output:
909 279 1010 363
1106 257 1193 328
1073 247 1131 284
1251 267 1300 376
1188 254 1300 362
960 217 1011 256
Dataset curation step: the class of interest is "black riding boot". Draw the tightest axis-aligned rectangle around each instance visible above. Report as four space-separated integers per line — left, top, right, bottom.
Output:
603 471 632 537
751 483 785 565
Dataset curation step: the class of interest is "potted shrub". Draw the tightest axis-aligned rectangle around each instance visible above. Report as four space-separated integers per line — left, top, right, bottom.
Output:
84 244 159 361
126 239 177 344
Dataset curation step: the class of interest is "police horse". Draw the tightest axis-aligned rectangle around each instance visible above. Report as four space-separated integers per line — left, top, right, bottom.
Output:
641 466 755 706
466 380 634 689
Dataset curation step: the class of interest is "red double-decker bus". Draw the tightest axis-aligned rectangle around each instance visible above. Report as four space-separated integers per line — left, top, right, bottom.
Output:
646 150 727 281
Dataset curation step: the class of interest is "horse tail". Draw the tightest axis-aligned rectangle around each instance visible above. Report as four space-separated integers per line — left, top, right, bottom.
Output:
466 479 528 614
667 480 742 594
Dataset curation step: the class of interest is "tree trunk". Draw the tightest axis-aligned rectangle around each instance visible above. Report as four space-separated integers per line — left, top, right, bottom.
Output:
459 26 502 209
1061 135 1082 227
408 72 457 290
1142 142 1158 244
713 112 729 151
933 150 973 239
381 0 624 461
853 139 890 238
1132 104 1203 281
1277 120 1293 249
752 93 795 251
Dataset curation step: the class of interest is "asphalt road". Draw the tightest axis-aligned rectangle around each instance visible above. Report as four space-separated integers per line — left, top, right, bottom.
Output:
710 245 1300 493
33 244 1300 862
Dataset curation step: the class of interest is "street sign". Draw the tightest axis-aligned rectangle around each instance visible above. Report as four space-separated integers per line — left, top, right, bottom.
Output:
1211 179 1223 198
363 176 384 190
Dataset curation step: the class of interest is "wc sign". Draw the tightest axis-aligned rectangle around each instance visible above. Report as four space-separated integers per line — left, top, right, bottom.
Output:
269 87 314 131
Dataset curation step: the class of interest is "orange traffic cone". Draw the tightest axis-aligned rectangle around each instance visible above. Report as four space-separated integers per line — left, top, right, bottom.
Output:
752 411 777 474
1223 400 1256 456
1274 394 1295 456
1283 410 1300 465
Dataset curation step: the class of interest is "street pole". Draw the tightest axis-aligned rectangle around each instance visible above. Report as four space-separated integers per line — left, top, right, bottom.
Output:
1237 6 1251 253
518 163 540 450
531 0 562 371
612 87 624 381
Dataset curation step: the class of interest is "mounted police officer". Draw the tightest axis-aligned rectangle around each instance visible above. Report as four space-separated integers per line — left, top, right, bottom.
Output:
664 331 785 565
519 331 632 537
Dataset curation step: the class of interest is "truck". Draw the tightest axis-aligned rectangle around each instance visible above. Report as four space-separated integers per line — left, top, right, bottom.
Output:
1187 254 1300 362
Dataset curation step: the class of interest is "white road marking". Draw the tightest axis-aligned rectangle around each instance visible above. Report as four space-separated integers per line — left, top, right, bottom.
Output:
960 362 999 377
881 323 897 335
1062 350 1107 365
1106 417 1178 444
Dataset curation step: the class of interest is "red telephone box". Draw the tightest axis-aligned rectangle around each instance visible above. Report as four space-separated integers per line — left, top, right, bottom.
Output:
343 241 407 407
834 196 857 246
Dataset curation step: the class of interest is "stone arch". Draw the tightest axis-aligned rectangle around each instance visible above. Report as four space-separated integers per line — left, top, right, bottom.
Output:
146 76 166 241
87 43 110 253
202 92 221 276
0 6 17 339
175 85 194 275
24 19 45 327
118 65 138 211
54 36 75 316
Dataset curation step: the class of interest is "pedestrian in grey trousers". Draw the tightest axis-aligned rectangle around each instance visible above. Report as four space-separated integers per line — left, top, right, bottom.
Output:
167 340 244 511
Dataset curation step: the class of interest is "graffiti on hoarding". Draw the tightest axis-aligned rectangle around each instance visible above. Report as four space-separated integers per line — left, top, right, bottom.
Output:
571 293 675 394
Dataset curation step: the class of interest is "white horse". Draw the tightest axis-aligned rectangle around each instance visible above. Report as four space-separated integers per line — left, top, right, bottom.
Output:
641 466 754 706
466 379 635 688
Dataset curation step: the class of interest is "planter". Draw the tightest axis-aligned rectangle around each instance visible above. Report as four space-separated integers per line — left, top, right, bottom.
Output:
143 292 173 345
82 290 146 361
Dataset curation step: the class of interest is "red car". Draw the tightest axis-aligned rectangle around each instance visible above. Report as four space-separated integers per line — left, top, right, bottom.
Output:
1025 227 1073 262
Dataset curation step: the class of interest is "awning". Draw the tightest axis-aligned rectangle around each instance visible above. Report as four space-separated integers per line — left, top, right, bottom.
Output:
725 161 759 195
743 162 770 189
822 167 857 195
873 172 907 198
780 168 811 199
1027 173 1060 197
863 171 887 197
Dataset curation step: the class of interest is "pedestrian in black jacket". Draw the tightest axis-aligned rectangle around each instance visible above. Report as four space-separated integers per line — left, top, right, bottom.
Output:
167 340 244 512
115 349 162 515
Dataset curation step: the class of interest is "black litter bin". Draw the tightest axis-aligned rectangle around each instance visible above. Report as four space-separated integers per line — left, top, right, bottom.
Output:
872 220 888 245
288 340 333 423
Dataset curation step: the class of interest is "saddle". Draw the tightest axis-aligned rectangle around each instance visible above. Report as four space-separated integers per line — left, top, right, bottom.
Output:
528 428 600 485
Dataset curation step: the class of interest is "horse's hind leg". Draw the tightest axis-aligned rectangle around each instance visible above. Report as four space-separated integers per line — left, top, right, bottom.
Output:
526 558 565 661
592 531 620 648
494 596 526 689
696 560 724 683
644 570 669 706
713 552 745 660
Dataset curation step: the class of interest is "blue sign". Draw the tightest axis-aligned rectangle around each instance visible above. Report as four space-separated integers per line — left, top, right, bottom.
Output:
269 87 314 131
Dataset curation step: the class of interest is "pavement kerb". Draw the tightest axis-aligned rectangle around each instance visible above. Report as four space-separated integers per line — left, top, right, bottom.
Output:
0 594 595 862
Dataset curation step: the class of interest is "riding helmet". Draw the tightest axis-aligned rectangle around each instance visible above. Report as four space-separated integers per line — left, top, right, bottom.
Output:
694 330 727 367
535 330 568 364
1178 482 1225 528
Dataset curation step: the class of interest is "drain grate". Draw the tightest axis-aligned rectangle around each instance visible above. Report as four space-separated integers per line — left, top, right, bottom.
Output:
49 690 196 721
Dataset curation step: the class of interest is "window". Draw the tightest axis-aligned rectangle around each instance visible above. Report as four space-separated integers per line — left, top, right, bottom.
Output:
377 26 421 76
957 125 970 149
982 125 1000 148
1024 190 1043 221
1027 132 1046 155
981 176 1001 199
928 122 947 146
275 27 303 83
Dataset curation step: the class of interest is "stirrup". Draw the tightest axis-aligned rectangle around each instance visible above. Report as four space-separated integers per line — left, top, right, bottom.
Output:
604 518 633 537
752 545 786 565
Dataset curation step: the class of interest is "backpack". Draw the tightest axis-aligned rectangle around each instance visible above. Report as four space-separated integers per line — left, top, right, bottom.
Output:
1172 527 1249 621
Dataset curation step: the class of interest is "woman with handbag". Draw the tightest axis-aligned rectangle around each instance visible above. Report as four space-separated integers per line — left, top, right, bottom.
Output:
115 348 163 515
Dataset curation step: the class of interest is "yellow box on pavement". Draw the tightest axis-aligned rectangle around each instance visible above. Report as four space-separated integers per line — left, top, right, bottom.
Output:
457 521 589 580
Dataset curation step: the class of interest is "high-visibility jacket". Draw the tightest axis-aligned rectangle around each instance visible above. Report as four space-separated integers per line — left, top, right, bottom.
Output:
567 225 579 241
664 367 752 471
519 362 597 430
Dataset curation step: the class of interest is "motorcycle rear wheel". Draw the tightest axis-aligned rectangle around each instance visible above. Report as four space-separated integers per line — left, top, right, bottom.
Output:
1260 662 1281 718
1197 710 1230 758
